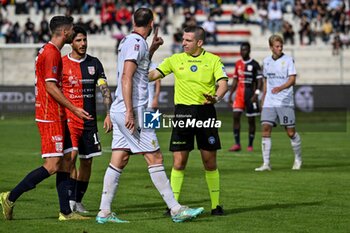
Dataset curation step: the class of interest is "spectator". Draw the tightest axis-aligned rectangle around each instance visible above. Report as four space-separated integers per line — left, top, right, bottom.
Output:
56 0 69 14
171 27 183 54
257 2 268 35
201 15 218 46
100 0 116 33
1 0 8 13
15 0 28 14
340 29 350 48
231 0 246 24
282 20 295 45
332 31 342 55
311 14 324 44
87 19 100 34
298 14 313 45
267 0 283 34
115 4 132 33
24 17 36 43
321 18 333 44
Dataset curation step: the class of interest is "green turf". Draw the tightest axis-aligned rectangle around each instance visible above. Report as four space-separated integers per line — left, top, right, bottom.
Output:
0 114 349 233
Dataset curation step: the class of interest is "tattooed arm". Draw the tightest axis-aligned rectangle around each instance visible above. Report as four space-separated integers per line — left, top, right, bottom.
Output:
99 81 113 133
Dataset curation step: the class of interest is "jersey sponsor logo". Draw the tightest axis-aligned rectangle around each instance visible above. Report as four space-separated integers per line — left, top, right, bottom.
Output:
208 136 216 145
190 65 198 72
52 66 57 74
68 74 79 87
88 66 95 75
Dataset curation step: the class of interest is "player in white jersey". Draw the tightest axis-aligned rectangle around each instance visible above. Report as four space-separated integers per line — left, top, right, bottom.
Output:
96 8 204 224
255 34 302 171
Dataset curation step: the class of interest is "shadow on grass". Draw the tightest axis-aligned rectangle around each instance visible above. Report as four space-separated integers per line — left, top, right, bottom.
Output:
229 201 323 215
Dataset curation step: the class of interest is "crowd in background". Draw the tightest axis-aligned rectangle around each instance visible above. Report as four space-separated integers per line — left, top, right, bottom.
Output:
0 0 349 53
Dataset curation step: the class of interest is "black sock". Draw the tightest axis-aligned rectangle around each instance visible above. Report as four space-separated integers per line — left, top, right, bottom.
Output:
234 128 240 145
75 181 89 203
248 133 255 147
56 172 71 215
9 166 50 203
69 178 77 201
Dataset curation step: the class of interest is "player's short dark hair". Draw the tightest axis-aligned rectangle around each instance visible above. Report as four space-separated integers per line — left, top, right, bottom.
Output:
49 15 74 34
133 8 153 27
184 26 206 42
72 25 87 39
240 42 251 49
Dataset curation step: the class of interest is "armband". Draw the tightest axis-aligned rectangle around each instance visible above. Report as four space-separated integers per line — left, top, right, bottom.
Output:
97 78 107 86
255 89 261 95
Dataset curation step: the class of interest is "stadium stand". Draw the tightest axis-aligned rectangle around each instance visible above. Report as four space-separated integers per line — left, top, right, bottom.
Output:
0 1 349 86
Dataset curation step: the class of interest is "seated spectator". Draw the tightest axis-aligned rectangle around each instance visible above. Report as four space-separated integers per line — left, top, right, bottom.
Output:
56 0 69 14
182 14 197 29
268 0 283 34
87 19 100 34
298 14 313 45
202 16 218 46
257 2 268 35
1 0 8 12
15 0 28 14
209 3 223 17
321 18 333 44
340 29 350 48
171 27 183 54
311 14 324 44
24 17 36 43
100 0 116 33
282 20 295 45
231 0 246 24
115 4 132 33
332 31 342 55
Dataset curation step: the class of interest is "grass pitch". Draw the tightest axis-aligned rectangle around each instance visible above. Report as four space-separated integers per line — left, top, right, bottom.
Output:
0 113 349 233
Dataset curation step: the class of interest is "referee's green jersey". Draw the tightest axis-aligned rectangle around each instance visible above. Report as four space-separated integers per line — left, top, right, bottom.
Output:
157 50 228 105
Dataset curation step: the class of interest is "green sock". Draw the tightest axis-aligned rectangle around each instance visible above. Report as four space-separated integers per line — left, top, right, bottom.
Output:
205 169 220 209
170 168 185 201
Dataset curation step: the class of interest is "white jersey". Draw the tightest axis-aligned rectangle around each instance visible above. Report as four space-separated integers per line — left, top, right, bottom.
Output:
111 32 150 113
262 53 297 107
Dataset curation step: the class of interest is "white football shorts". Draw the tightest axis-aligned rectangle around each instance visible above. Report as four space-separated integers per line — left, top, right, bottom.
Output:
261 106 295 127
111 106 160 153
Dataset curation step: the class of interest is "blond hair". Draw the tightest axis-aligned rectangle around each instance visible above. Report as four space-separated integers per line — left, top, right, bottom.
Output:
268 34 284 46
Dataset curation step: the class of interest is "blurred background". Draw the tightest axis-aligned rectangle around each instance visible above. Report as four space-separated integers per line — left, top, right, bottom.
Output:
0 0 349 118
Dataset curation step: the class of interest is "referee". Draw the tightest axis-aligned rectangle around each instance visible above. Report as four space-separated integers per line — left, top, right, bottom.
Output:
149 26 228 215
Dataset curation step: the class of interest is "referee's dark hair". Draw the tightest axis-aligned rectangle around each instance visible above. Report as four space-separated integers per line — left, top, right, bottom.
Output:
72 25 87 39
49 16 74 35
134 8 153 27
184 26 206 42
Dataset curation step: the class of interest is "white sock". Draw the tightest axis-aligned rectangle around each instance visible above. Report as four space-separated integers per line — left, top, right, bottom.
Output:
148 164 181 213
291 132 302 162
262 137 271 165
98 164 122 217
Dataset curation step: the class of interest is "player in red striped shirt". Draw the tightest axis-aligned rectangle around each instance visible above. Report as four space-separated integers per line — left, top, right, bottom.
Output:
228 42 263 152
0 16 92 221
62 26 112 213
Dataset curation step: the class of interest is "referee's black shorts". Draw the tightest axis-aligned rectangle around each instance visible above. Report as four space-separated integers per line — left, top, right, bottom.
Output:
169 104 221 152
